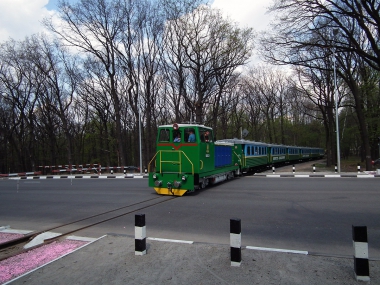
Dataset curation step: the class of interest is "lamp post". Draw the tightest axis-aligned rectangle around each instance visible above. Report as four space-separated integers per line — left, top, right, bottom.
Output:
138 97 143 175
333 28 341 173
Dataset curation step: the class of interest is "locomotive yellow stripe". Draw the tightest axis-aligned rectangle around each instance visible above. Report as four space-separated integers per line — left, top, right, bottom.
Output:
154 187 187 196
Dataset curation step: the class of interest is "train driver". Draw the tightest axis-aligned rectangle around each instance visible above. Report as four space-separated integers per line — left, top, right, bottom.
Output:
188 130 195 142
174 132 181 142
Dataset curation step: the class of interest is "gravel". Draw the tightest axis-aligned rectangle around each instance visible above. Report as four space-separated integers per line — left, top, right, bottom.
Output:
0 233 24 244
0 239 88 284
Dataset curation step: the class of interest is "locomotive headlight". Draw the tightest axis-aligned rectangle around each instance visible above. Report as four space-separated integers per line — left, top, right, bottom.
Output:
154 180 162 187
173 180 181 188
181 175 187 181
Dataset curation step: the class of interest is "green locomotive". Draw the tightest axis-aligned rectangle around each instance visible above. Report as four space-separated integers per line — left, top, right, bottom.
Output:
148 123 242 196
148 123 324 196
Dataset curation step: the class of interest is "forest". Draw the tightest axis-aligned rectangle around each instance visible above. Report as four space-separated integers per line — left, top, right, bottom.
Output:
0 0 379 173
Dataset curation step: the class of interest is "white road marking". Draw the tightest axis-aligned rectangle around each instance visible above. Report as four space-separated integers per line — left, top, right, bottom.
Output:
147 237 193 244
246 246 308 255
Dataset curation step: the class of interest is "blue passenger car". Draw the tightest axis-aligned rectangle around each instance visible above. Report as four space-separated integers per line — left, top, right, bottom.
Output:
287 147 300 162
268 144 287 165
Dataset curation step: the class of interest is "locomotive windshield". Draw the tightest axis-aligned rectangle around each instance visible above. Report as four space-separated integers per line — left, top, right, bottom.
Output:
158 128 170 142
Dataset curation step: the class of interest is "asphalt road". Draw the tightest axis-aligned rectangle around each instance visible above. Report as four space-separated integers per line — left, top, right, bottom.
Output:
1 177 379 259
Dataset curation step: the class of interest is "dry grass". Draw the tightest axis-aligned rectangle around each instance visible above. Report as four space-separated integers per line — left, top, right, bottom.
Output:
317 156 377 172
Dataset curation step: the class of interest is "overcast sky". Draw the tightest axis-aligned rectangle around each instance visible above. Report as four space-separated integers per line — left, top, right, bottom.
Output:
213 0 272 31
0 0 273 43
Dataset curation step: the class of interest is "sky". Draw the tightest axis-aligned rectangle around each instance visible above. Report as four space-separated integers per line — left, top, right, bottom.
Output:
0 0 273 44
212 0 273 31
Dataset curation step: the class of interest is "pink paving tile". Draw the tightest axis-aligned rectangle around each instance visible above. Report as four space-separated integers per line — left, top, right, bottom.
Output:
0 239 88 284
0 233 24 244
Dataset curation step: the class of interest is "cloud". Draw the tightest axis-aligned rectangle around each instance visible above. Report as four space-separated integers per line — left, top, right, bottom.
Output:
211 0 272 31
211 0 274 66
0 0 273 44
0 0 54 43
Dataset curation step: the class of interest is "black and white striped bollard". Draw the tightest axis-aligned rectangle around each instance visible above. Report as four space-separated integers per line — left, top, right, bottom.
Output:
135 214 146 255
230 218 241 267
335 164 337 173
292 165 295 174
313 164 316 173
357 163 361 173
272 166 275 174
352 225 370 282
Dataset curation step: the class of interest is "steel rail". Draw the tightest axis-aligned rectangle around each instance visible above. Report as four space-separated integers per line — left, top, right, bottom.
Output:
0 196 177 261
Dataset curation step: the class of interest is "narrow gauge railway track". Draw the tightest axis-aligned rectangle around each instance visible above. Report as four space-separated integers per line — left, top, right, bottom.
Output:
0 195 177 261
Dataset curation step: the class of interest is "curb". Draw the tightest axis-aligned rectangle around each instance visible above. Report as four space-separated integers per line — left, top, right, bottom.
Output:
7 175 149 180
253 173 380 178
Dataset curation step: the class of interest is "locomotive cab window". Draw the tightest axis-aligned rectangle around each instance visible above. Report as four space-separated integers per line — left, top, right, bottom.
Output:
200 128 212 143
173 130 181 142
158 128 170 142
185 128 196 143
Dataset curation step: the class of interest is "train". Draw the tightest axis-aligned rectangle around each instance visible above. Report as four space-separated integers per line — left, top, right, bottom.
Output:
148 123 324 196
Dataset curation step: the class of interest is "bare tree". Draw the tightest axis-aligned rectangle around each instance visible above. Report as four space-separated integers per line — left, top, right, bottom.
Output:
240 73 266 141
259 0 379 169
163 5 254 123
127 0 165 168
44 0 129 165
27 35 78 166
261 0 379 71
295 62 337 166
76 57 116 166
0 39 40 171
337 51 378 166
